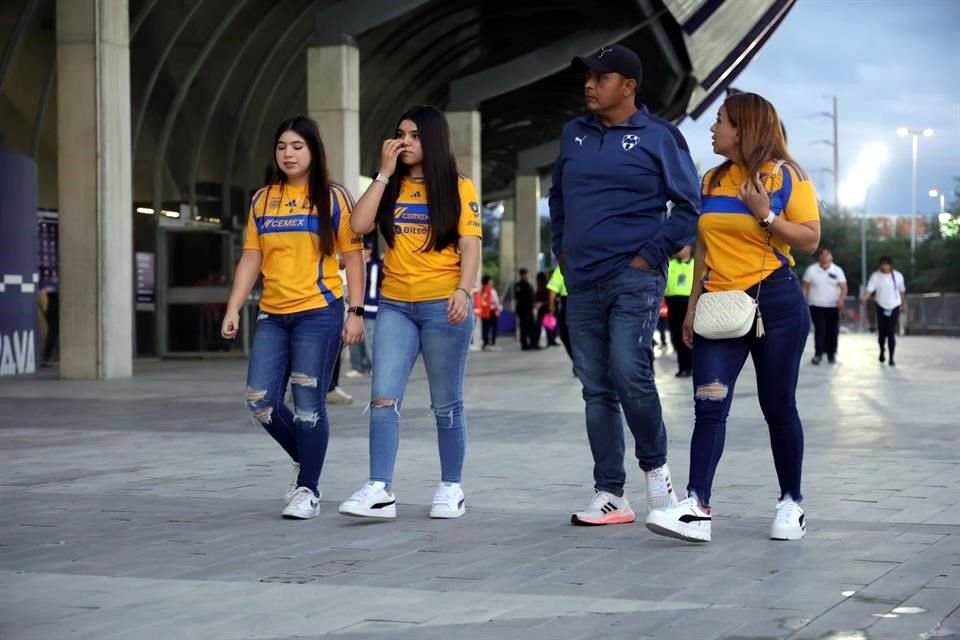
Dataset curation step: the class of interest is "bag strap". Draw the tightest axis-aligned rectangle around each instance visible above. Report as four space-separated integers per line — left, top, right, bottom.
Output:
751 160 785 338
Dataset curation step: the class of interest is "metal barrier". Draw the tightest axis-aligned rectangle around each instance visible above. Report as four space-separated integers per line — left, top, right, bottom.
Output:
905 292 960 335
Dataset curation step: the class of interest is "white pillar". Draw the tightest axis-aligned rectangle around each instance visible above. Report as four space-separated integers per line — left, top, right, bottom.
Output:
307 44 360 194
56 0 133 379
446 110 483 349
499 199 516 293
514 174 541 277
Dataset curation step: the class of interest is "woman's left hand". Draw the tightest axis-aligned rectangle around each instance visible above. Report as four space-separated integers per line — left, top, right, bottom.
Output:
447 289 470 324
342 315 364 345
739 173 771 221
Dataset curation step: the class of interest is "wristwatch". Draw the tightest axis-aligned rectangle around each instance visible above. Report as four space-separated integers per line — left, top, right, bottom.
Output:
347 306 365 317
758 210 776 228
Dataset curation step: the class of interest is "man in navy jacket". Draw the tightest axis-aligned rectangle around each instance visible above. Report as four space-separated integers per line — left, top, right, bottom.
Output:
549 45 701 527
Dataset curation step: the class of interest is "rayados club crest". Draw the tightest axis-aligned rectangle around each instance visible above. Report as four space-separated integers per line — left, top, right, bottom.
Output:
621 134 639 151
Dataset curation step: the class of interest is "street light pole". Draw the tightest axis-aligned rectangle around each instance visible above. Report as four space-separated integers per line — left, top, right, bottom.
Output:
832 96 839 210
897 126 933 273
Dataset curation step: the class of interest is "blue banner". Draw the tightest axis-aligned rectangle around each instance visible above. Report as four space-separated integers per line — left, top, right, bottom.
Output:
0 148 39 376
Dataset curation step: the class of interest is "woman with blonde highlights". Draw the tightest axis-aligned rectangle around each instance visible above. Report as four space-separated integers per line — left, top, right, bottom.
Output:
646 93 820 543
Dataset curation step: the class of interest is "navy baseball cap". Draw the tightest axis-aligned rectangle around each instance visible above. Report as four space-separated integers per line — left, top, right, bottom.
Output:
573 45 643 81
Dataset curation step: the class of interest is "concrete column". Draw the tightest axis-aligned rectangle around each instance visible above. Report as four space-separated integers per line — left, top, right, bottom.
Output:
499 199 516 293
446 110 482 348
56 0 133 379
514 173 541 277
307 43 360 194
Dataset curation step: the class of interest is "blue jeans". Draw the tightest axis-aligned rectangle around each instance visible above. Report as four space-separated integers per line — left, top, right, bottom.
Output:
567 266 668 495
245 301 344 495
368 298 473 486
688 266 809 507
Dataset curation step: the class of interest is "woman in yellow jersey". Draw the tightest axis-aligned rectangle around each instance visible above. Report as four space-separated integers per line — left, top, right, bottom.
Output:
338 106 482 520
646 93 821 543
221 116 365 520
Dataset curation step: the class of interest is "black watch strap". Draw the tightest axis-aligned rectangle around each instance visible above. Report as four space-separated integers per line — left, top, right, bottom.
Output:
348 306 364 317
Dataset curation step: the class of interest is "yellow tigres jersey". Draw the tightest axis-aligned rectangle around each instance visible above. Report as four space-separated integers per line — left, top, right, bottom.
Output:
381 176 483 302
243 181 362 314
699 161 819 292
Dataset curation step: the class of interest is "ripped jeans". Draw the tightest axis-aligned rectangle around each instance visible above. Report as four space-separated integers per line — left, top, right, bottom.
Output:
688 266 809 507
368 298 473 486
245 301 343 495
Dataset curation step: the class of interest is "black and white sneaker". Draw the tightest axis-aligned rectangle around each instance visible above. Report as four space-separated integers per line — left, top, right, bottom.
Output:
770 498 806 540
281 487 320 520
645 497 712 542
338 481 397 519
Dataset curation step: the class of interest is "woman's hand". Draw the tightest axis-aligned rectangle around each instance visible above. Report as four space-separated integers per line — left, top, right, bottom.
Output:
739 173 771 221
379 139 405 178
342 315 364 345
682 311 695 349
448 288 470 324
221 309 240 340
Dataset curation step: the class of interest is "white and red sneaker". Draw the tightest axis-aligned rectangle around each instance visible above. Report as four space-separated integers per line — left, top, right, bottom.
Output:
571 491 636 526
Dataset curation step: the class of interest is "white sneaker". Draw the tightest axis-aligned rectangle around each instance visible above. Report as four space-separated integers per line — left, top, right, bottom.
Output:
344 369 367 379
645 464 679 511
430 482 465 519
571 491 636 526
327 387 353 405
338 481 397 519
770 498 806 540
281 487 320 520
645 496 712 542
284 462 321 503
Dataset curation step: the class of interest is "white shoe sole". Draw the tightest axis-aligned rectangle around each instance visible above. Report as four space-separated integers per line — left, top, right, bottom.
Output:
645 511 711 542
770 524 806 540
430 504 466 519
338 502 397 519
281 507 320 520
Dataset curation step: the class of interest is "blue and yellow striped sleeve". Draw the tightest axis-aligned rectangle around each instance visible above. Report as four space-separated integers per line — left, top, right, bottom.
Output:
330 183 362 253
782 165 819 224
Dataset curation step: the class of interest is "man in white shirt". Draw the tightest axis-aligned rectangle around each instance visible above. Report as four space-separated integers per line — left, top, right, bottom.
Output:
802 247 847 365
861 255 907 367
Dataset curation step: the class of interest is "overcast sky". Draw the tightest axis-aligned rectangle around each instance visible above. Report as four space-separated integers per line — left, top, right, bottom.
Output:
677 0 960 215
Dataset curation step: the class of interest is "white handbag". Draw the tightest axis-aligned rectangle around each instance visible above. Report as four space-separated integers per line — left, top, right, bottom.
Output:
693 161 785 341
693 290 761 340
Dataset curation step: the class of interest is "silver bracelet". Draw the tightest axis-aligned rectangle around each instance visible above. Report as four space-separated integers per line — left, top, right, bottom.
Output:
374 173 390 185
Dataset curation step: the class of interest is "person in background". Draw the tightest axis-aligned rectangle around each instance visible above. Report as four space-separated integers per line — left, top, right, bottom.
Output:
802 246 847 365
477 274 502 351
546 266 574 366
655 299 669 349
327 258 354 405
861 255 906 367
535 270 557 347
665 245 694 377
514 268 537 350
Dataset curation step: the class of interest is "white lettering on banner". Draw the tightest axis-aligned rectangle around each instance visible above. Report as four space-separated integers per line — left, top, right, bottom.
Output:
0 331 35 376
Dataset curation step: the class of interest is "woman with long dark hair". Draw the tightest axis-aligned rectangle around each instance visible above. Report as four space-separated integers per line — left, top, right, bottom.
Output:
646 93 820 543
338 105 482 520
221 115 365 520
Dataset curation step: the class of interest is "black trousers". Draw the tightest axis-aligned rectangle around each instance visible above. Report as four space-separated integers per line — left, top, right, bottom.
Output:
517 306 537 348
43 292 60 363
876 305 900 359
665 296 692 373
809 305 839 357
482 313 498 346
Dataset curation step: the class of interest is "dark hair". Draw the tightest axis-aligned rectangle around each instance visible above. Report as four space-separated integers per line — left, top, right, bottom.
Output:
262 116 334 255
481 275 491 285
519 268 529 276
879 255 894 266
376 105 461 252
817 245 831 256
